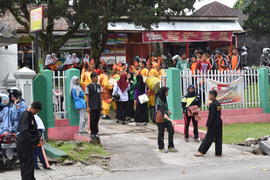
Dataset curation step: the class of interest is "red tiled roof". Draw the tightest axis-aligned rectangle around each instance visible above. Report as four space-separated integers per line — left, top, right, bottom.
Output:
193 1 236 17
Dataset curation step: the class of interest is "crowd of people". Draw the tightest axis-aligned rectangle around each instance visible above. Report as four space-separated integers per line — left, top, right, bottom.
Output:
45 48 244 74
69 54 167 141
173 48 242 73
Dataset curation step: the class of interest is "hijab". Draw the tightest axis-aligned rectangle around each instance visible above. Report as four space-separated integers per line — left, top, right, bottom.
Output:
156 87 169 103
64 55 73 65
135 74 145 93
185 85 197 98
70 76 82 96
117 73 129 92
45 54 53 66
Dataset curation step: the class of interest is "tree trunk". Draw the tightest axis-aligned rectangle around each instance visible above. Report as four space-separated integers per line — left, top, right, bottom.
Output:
89 23 108 68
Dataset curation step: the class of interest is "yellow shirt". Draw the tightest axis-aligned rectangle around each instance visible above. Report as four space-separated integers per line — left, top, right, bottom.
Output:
148 69 159 77
159 69 166 77
99 74 113 90
140 68 149 77
81 71 92 87
112 74 120 81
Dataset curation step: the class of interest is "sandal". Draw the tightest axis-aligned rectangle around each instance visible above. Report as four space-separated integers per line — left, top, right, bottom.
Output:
194 152 205 157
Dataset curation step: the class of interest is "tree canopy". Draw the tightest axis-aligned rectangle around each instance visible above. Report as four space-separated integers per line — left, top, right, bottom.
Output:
0 0 196 67
243 0 270 40
0 0 82 55
233 0 248 10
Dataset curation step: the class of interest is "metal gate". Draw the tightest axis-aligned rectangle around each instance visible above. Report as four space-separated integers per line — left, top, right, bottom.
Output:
52 71 67 119
181 70 260 110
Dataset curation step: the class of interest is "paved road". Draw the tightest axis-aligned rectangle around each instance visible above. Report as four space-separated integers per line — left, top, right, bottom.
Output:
79 159 270 180
1 120 270 180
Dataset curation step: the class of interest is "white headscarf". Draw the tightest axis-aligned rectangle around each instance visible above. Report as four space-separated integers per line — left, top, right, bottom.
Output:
45 54 53 66
51 53 58 63
83 54 90 64
64 54 73 65
71 53 80 63
70 76 82 97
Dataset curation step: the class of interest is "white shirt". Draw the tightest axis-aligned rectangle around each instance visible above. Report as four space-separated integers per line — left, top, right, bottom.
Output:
112 83 130 102
34 115 45 130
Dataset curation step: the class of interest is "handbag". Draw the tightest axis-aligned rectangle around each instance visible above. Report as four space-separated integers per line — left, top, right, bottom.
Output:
113 94 120 101
138 94 149 104
187 105 201 121
155 111 164 123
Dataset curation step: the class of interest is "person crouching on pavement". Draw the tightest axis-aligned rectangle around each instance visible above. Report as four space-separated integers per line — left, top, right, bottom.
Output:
195 90 223 157
70 76 87 134
85 72 102 142
181 85 201 142
155 87 178 153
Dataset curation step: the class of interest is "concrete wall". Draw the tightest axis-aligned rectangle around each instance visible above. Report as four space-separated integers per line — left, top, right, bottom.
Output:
0 44 18 90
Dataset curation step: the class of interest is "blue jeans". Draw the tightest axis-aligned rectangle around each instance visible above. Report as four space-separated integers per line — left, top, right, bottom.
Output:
34 146 47 168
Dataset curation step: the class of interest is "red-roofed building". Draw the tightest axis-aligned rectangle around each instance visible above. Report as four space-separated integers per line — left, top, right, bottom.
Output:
0 2 243 68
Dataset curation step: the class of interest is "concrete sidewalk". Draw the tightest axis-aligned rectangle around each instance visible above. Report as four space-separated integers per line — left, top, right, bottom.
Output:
1 119 268 180
99 120 265 171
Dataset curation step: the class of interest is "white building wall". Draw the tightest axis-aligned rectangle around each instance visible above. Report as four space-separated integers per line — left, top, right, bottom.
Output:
0 44 18 91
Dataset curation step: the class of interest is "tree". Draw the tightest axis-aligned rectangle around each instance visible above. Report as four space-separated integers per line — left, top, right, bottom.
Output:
243 0 270 40
74 0 196 67
233 0 248 10
0 0 196 68
0 0 82 55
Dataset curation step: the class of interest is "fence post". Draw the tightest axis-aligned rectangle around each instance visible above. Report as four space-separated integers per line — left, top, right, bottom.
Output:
65 68 81 126
33 70 54 128
258 68 270 113
166 68 182 120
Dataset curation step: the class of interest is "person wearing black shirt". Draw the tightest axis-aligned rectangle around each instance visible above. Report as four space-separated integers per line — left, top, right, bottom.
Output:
181 85 201 142
195 90 223 157
85 72 102 141
17 101 42 180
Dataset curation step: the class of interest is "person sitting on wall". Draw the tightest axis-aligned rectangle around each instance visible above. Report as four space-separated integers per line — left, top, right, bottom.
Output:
63 54 74 71
71 53 81 70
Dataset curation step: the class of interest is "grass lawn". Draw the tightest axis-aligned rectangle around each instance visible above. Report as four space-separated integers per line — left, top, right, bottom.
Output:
49 141 109 162
200 123 270 144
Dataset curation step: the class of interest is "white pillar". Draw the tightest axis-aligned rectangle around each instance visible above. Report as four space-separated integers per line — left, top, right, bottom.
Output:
13 67 36 106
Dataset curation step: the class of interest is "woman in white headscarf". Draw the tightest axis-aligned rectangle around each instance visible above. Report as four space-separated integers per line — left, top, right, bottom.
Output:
71 53 81 69
45 54 55 71
63 54 73 71
70 76 87 134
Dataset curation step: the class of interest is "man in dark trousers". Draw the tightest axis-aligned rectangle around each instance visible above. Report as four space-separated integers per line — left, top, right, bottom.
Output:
17 101 42 180
195 90 223 157
85 72 102 142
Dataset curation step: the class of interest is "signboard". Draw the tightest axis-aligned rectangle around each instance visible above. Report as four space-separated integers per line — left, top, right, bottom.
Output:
61 37 90 50
30 6 44 32
142 31 233 43
206 77 244 105
107 34 128 45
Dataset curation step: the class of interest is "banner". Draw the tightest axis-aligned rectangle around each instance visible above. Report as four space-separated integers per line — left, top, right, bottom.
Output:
206 77 244 105
30 6 44 32
107 34 128 45
61 37 90 50
142 31 233 43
